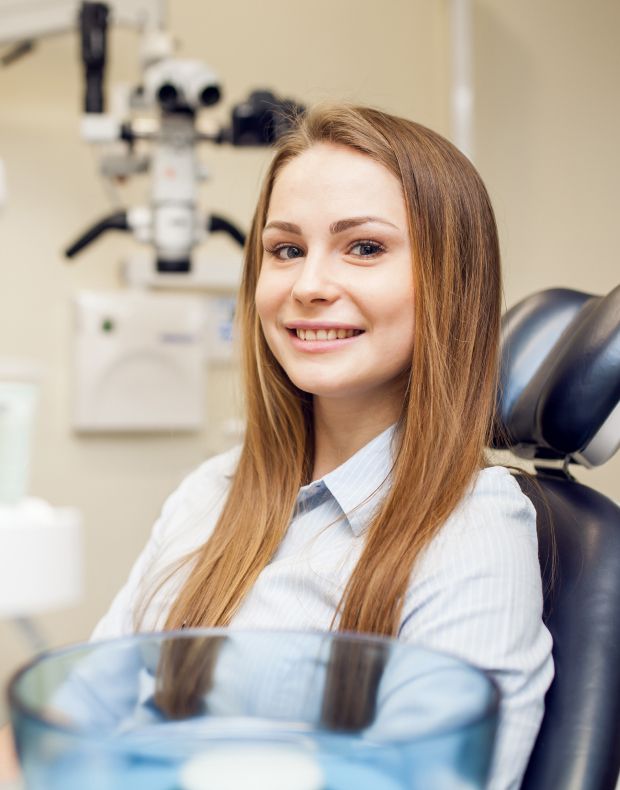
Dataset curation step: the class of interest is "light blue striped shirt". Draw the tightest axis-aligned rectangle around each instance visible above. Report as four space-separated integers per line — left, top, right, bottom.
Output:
92 425 554 789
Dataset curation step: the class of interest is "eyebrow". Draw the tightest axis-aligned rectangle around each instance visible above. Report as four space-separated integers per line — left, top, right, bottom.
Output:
263 216 400 235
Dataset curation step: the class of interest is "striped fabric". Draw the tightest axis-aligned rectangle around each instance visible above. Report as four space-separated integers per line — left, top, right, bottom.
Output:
92 425 554 789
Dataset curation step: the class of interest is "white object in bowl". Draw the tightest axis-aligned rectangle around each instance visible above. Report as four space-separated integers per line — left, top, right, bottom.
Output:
180 744 324 790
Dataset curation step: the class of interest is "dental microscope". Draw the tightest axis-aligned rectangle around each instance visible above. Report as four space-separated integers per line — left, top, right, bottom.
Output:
66 1 301 276
64 2 303 433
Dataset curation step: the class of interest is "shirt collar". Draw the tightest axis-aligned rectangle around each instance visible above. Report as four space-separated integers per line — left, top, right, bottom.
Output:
230 425 398 536
320 423 398 537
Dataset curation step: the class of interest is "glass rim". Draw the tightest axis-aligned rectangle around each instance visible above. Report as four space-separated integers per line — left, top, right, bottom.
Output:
8 626 500 737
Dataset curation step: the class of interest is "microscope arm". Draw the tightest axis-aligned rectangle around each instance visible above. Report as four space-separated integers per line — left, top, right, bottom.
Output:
207 214 246 248
0 1 165 46
65 210 129 258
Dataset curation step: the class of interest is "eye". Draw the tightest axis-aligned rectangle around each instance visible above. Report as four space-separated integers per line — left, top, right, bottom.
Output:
348 240 385 258
264 244 305 261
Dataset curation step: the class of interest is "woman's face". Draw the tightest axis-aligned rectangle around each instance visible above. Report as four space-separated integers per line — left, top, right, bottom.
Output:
255 143 415 409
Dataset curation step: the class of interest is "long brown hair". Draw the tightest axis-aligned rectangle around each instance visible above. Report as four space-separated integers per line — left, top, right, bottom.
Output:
160 104 501 639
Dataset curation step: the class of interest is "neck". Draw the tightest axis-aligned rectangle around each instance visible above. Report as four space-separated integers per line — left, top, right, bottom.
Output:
311 385 404 480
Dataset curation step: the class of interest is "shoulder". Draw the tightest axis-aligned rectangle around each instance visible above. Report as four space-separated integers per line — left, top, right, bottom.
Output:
451 465 536 537
420 466 539 578
400 464 546 646
167 444 240 503
463 464 534 511
153 444 241 548
175 444 242 499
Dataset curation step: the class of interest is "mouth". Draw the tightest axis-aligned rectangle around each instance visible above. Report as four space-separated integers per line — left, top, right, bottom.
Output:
289 327 365 342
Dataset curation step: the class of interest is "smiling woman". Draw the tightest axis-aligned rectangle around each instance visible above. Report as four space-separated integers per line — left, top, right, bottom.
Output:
2 105 553 789
256 143 415 422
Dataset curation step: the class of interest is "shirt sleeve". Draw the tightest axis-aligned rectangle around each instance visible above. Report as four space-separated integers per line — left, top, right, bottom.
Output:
89 473 196 641
89 445 240 641
90 446 241 641
398 467 554 790
49 482 195 731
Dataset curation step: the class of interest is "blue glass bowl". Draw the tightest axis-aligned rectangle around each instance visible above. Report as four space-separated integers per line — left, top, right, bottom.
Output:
8 629 499 789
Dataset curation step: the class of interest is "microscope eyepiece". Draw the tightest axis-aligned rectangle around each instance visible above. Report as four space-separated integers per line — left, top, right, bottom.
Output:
157 83 179 108
199 85 221 107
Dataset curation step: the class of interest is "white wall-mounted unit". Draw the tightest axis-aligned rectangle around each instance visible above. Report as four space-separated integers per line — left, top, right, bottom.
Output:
73 290 207 432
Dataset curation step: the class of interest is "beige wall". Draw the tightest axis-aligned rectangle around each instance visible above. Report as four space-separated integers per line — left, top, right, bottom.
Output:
472 0 619 495
0 0 618 715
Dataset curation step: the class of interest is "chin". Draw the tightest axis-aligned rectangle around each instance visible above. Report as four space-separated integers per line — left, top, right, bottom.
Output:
289 376 364 400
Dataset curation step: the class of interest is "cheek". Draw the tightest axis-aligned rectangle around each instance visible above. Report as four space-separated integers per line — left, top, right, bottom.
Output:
254 269 278 327
371 287 415 363
371 284 415 333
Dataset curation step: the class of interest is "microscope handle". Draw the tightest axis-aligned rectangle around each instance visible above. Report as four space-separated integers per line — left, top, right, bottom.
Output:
207 214 246 248
65 210 129 258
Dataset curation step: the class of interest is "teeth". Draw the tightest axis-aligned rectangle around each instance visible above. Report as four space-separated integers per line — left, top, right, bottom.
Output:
295 328 360 341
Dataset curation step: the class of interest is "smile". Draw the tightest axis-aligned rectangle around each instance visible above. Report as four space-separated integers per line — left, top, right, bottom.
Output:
293 328 364 341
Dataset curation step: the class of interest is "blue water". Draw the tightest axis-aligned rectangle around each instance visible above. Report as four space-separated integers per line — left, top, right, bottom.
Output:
20 726 489 789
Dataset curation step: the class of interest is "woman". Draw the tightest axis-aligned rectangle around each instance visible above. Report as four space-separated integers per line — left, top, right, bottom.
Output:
1 105 553 788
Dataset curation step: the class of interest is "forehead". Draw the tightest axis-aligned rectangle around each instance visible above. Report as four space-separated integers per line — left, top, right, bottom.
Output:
267 143 406 225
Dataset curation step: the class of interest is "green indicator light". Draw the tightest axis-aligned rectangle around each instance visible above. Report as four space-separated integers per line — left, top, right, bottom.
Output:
102 318 115 333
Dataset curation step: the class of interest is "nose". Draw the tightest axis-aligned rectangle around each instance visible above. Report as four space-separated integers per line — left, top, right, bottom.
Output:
290 252 340 305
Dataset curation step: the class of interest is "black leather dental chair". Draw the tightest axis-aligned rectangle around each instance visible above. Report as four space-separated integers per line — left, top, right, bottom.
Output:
494 284 620 790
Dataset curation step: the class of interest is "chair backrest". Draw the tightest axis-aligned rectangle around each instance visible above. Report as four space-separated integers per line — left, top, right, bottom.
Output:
495 284 620 790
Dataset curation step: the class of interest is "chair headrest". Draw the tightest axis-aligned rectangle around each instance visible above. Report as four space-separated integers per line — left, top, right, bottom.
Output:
494 284 620 467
